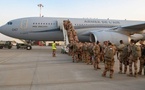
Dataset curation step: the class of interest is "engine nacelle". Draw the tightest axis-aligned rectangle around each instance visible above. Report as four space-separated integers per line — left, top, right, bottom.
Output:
90 31 131 45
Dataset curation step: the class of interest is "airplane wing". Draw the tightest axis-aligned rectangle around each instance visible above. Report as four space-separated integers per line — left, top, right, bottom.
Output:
109 23 145 35
122 23 145 30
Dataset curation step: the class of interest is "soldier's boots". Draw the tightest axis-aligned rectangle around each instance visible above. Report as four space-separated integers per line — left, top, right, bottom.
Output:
118 71 126 74
110 70 114 78
127 73 134 77
134 73 137 77
138 71 142 75
102 73 106 77
102 70 107 77
118 71 123 74
110 74 113 78
93 63 96 70
123 69 127 74
123 72 126 74
97 65 101 69
72 56 75 63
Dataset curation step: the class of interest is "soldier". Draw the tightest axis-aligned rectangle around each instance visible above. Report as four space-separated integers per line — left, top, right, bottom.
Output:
67 42 73 55
117 40 126 74
101 41 108 63
102 42 115 78
87 43 93 65
138 39 145 75
77 42 83 62
128 39 141 77
82 42 88 63
121 45 129 74
74 42 80 63
72 41 77 62
93 41 101 70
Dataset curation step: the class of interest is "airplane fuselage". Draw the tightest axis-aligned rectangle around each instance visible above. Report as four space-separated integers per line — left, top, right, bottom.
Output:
0 17 145 43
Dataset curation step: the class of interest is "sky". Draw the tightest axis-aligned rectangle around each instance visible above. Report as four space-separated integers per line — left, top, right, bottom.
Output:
0 0 145 40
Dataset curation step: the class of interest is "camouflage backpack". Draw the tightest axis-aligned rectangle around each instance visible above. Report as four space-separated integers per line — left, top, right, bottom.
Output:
82 44 87 51
88 44 94 55
121 45 129 58
104 47 114 61
93 45 100 55
73 43 78 52
141 44 145 56
131 45 141 58
117 44 125 52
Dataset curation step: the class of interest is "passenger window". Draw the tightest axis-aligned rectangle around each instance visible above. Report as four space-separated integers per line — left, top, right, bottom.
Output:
7 22 12 25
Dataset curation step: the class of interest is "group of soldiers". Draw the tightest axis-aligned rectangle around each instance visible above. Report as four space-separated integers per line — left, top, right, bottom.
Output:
63 20 145 79
117 39 145 77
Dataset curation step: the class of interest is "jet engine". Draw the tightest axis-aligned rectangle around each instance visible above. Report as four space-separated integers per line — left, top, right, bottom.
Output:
90 31 131 45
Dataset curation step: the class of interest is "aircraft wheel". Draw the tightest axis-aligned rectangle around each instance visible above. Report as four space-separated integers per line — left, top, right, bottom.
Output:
26 46 32 50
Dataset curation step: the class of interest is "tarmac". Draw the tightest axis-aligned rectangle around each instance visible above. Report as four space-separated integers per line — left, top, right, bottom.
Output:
0 46 144 90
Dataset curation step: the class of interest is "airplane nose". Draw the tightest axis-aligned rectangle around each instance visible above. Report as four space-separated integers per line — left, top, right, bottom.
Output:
0 25 6 35
0 26 4 33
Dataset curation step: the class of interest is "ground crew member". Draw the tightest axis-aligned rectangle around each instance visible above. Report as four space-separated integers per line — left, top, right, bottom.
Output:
138 39 145 75
128 39 141 77
102 42 115 78
52 41 56 57
117 40 126 74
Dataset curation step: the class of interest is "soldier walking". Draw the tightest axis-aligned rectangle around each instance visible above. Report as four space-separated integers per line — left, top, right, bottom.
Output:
102 43 115 78
128 39 141 77
117 40 126 74
138 39 145 75
93 41 101 70
87 43 93 65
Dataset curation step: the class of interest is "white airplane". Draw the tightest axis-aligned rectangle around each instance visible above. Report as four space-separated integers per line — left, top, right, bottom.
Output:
0 17 145 45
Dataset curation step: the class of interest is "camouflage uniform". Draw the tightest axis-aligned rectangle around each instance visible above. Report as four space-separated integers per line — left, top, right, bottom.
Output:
74 42 80 63
87 43 93 65
102 44 115 78
121 45 129 74
67 43 73 55
82 43 88 63
138 44 145 75
93 43 101 69
128 43 141 77
72 42 77 62
101 42 108 63
117 43 126 74
77 42 83 62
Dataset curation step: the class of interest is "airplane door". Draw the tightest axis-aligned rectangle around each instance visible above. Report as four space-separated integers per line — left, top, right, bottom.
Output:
20 19 28 30
57 19 67 30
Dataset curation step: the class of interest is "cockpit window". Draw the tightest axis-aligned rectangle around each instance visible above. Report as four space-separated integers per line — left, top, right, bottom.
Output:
7 22 13 25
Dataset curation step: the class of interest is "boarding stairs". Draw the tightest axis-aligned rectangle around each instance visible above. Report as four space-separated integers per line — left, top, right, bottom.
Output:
57 20 69 53
57 20 79 53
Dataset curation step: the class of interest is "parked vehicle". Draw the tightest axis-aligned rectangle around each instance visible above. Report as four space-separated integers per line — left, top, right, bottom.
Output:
16 43 32 50
0 41 13 49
